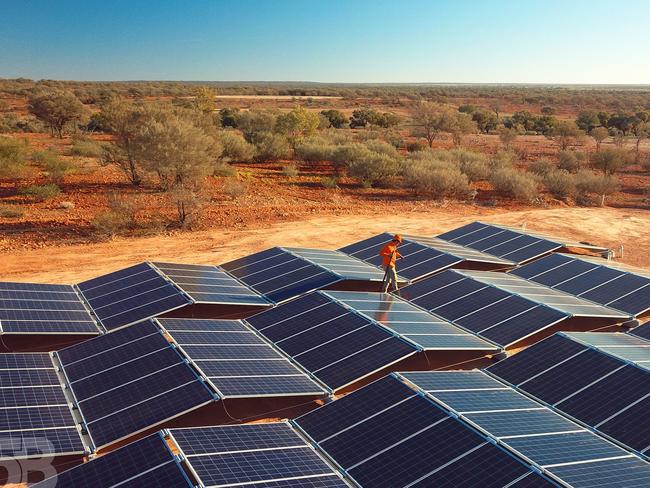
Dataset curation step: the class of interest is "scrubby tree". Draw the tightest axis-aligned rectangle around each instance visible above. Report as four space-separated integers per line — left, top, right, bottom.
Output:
632 121 649 163
541 106 556 115
28 90 86 138
219 107 239 128
349 109 400 129
235 109 277 142
471 109 499 134
590 127 609 152
193 86 216 115
590 148 629 175
412 103 474 147
548 120 584 150
218 130 255 163
253 132 290 162
275 106 320 149
576 111 600 133
498 127 518 150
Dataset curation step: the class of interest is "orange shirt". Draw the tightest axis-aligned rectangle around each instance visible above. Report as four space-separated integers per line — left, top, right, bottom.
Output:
379 242 403 267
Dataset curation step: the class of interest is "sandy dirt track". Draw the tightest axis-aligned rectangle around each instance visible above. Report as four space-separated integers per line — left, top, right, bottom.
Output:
2 207 649 284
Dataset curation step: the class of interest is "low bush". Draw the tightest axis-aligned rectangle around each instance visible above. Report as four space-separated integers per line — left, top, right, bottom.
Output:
403 163 470 198
32 150 76 184
557 150 585 173
544 170 576 199
58 201 75 209
320 176 339 189
406 141 428 152
529 158 555 176
0 205 24 218
489 151 516 170
92 193 141 236
0 136 28 178
490 167 539 202
222 178 248 199
295 140 335 162
213 162 237 177
253 132 290 163
348 152 400 188
19 184 61 201
364 139 400 159
68 138 104 157
282 163 299 177
218 130 255 163
575 170 620 206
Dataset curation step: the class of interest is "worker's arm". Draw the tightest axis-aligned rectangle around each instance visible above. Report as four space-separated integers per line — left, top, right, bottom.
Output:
379 245 392 257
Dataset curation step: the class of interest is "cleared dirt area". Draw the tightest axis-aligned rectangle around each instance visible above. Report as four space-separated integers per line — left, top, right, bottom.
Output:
3 206 649 284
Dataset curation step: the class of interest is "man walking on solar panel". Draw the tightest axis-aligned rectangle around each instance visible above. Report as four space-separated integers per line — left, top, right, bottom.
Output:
379 234 403 293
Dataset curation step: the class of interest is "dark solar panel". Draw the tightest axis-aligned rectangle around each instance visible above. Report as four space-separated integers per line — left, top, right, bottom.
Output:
78 263 191 331
631 323 650 341
547 457 650 488
59 323 214 449
599 396 650 453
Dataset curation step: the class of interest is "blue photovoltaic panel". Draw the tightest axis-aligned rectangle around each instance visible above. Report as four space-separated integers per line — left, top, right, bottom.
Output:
511 253 650 316
295 375 548 488
77 262 191 331
286 248 388 281
152 262 271 306
221 247 342 304
246 292 417 391
631 323 650 342
399 270 569 348
32 433 191 488
59 322 214 449
547 457 650 488
0 282 98 334
324 290 498 351
157 318 326 398
0 353 85 460
170 424 347 488
437 222 570 264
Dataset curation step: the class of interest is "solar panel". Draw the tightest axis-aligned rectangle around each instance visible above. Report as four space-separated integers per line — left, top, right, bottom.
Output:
32 433 191 488
77 262 192 331
294 374 552 488
488 332 650 457
0 353 86 460
437 221 605 265
245 291 417 391
169 423 349 488
339 232 464 281
57 321 214 449
157 318 326 398
221 247 343 304
0 282 99 334
323 290 499 351
404 370 650 488
285 248 388 281
152 261 272 306
511 253 650 316
631 322 650 341
399 269 573 348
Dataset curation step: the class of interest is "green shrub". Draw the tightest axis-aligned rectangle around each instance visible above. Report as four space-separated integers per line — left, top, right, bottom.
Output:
490 168 539 202
282 163 299 177
406 141 428 153
320 176 339 189
529 158 555 176
68 138 103 157
218 130 255 162
490 150 516 169
253 132 290 163
32 150 75 184
213 162 236 177
403 162 470 198
19 184 61 201
363 139 400 159
222 178 248 199
0 136 28 178
544 170 576 199
557 150 585 173
0 205 24 218
348 152 400 187
295 141 335 162
590 148 630 175
331 143 371 170
576 170 620 206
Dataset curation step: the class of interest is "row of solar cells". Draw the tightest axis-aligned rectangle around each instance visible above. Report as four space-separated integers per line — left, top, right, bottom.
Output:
34 364 650 488
0 221 625 338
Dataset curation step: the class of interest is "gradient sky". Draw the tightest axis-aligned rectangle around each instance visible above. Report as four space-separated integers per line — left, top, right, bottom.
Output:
1 0 648 84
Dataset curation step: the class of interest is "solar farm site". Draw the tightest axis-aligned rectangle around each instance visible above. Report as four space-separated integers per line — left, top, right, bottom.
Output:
1 221 649 488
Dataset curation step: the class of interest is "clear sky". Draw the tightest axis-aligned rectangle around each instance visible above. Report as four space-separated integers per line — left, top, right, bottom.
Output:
1 0 648 84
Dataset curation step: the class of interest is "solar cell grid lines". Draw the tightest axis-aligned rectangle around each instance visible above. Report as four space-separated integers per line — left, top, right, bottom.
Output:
156 317 327 398
57 321 214 449
511 253 650 317
631 322 650 342
245 291 418 391
487 332 650 459
0 281 99 335
77 262 192 331
151 261 271 306
221 247 344 304
401 370 650 488
0 352 86 460
32 432 192 488
169 423 349 488
323 290 499 352
284 248 389 281
294 374 553 488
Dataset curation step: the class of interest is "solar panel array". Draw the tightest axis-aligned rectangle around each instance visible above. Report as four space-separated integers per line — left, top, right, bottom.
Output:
221 247 344 304
488 332 650 458
0 353 86 460
0 282 98 335
77 262 192 331
152 261 271 306
631 322 650 341
245 292 417 391
437 221 603 265
158 318 327 398
512 253 650 316
399 269 571 348
32 433 191 488
57 321 214 449
294 375 555 488
170 423 350 488
324 290 499 351
339 232 464 281
402 370 650 488
285 247 388 281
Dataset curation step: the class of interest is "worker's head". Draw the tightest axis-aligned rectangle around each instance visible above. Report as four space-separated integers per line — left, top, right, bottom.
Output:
392 234 403 244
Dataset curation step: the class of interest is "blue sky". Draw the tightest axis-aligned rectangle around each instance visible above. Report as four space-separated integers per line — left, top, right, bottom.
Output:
1 0 648 83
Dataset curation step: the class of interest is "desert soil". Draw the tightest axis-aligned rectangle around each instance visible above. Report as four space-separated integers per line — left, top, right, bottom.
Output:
2 206 649 284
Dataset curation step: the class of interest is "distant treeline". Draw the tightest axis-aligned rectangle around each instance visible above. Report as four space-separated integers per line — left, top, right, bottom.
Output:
1 78 650 112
